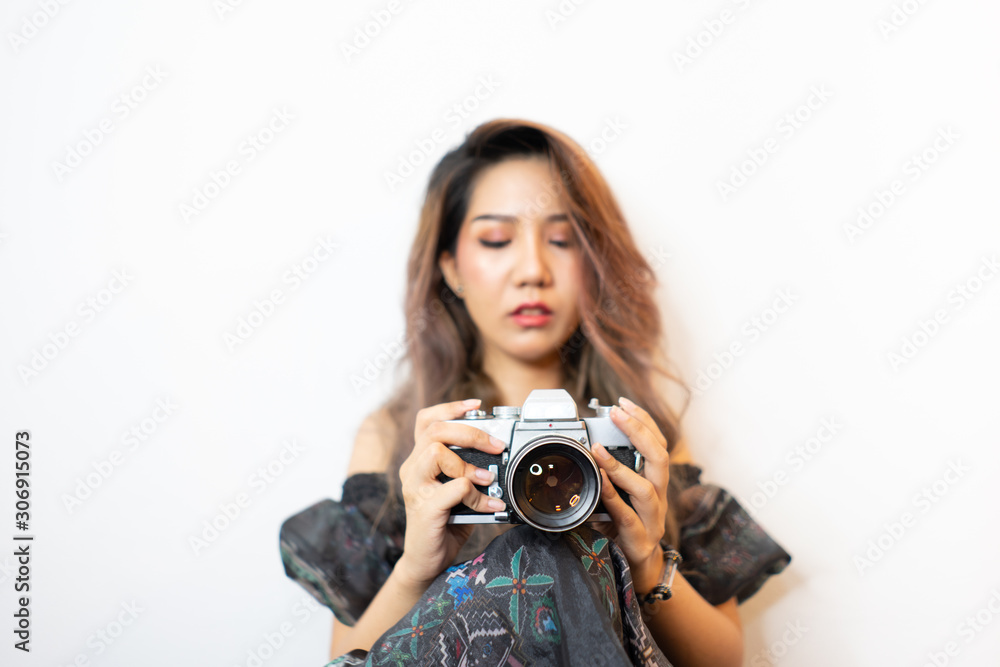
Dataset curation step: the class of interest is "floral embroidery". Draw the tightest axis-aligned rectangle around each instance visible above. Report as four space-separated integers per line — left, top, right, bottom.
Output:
383 607 445 660
485 546 554 633
570 532 614 580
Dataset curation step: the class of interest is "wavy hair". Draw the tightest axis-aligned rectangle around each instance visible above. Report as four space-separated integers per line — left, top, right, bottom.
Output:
377 118 690 546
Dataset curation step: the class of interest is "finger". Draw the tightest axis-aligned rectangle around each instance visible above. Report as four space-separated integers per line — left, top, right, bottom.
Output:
414 398 482 445
417 475 506 517
442 476 506 514
420 421 507 455
403 462 506 517
609 400 670 491
617 397 667 450
409 441 499 489
597 469 645 543
593 442 663 521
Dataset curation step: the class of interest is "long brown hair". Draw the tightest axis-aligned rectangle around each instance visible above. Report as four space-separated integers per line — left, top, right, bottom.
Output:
378 118 690 546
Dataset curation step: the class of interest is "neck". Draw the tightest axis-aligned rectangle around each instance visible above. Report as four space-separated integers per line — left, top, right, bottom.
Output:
483 349 565 408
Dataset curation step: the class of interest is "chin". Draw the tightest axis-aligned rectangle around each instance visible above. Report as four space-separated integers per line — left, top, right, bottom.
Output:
509 344 566 365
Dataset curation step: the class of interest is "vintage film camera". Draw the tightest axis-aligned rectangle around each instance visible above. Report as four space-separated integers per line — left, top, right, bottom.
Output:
444 389 644 532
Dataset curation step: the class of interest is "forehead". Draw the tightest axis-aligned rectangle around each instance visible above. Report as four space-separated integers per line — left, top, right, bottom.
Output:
465 157 568 219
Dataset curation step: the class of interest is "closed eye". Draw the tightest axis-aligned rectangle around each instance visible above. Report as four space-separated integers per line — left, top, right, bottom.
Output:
478 238 572 249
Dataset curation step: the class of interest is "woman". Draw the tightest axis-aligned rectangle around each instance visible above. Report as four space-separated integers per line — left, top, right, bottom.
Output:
280 119 791 666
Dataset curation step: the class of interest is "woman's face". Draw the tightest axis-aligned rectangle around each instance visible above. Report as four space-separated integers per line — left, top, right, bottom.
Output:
438 156 583 368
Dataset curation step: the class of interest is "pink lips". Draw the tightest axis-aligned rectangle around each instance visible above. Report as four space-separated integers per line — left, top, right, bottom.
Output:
510 302 553 328
511 302 552 315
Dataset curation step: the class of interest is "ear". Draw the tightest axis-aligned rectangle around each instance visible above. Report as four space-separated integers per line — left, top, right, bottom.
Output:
438 250 458 293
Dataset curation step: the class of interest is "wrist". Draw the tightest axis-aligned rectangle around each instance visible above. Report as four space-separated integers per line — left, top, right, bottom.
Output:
635 548 682 614
391 554 437 595
631 545 666 595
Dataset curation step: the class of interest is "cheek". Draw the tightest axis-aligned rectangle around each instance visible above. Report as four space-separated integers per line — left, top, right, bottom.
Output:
561 259 585 312
456 242 509 290
464 257 505 289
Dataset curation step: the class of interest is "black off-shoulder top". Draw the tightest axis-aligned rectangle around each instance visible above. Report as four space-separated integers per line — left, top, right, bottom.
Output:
280 464 791 666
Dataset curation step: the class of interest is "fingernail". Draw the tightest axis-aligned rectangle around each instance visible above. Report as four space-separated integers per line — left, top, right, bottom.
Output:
618 397 634 410
475 468 494 482
489 435 506 450
610 405 626 419
593 443 611 460
463 398 481 407
488 498 506 511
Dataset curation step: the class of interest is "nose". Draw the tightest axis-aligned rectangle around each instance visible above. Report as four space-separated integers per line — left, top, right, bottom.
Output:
512 228 551 288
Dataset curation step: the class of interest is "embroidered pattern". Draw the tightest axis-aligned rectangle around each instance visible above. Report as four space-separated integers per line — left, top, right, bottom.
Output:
284 466 793 667
484 546 555 633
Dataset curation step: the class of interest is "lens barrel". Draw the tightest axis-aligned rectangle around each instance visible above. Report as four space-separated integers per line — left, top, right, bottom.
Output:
507 435 601 531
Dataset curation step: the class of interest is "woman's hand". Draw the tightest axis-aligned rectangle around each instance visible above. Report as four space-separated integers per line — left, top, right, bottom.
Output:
591 396 671 595
393 398 508 590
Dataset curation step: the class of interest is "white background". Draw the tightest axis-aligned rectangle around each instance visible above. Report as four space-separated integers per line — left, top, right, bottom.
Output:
2 1 999 665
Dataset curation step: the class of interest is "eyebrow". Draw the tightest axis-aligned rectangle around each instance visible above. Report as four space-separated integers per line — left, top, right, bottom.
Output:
469 213 570 224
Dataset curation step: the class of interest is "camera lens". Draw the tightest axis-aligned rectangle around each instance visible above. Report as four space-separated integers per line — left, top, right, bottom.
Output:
508 437 600 531
522 454 584 514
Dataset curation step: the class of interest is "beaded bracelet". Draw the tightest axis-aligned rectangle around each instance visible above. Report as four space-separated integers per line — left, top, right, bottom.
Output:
637 549 682 607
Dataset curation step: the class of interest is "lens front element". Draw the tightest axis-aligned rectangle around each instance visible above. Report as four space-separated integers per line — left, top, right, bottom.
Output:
523 454 584 514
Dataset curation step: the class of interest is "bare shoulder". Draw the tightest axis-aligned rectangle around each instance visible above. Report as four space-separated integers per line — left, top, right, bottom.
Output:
345 406 397 475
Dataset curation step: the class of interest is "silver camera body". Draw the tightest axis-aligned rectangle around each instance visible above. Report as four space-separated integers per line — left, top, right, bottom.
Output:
444 388 643 532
